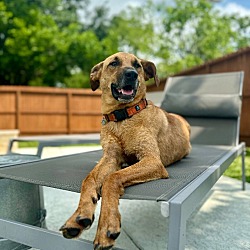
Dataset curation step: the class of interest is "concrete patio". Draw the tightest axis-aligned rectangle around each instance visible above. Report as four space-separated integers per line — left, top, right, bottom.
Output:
14 145 250 250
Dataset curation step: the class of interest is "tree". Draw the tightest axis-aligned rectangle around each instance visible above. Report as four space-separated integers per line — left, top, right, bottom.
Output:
1 0 250 86
106 0 250 77
154 0 250 75
0 0 117 87
108 2 156 57
84 5 111 40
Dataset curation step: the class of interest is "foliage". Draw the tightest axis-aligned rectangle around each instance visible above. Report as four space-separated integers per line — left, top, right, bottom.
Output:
154 0 250 76
108 2 156 57
0 0 250 87
0 0 117 87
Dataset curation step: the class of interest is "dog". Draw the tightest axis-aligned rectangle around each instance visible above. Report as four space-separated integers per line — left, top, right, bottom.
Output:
60 52 191 249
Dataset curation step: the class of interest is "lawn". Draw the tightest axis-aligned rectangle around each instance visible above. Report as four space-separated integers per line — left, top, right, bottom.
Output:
224 147 250 183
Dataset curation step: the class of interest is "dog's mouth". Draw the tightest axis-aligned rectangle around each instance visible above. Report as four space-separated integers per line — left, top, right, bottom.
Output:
111 83 138 102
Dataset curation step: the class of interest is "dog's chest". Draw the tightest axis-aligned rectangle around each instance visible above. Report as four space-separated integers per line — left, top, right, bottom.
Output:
101 105 166 156
103 116 151 153
108 118 140 141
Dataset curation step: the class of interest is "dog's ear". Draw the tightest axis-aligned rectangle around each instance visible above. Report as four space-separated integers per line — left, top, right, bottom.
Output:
90 62 103 91
141 60 160 87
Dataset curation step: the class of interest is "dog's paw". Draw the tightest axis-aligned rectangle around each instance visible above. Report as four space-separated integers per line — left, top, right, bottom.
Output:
93 209 121 249
94 243 114 250
93 230 120 250
60 214 95 239
76 214 95 230
94 238 115 250
59 224 82 239
107 230 120 240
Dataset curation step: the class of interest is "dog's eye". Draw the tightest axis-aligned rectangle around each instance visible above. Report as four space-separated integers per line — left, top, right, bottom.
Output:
109 61 119 67
133 61 141 69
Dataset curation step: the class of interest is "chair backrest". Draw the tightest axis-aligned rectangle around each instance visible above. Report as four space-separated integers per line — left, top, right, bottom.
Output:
160 72 244 146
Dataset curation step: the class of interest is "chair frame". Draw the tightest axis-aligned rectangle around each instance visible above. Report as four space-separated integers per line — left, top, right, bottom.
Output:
7 134 100 157
0 142 246 250
164 142 245 249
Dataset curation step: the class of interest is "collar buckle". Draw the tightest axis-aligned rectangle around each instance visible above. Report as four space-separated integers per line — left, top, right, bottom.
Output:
113 109 129 121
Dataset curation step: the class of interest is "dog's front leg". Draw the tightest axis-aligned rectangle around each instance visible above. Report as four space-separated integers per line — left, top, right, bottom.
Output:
94 155 168 249
60 150 123 239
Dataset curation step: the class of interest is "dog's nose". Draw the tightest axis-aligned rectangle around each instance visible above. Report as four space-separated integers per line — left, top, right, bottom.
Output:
124 69 138 81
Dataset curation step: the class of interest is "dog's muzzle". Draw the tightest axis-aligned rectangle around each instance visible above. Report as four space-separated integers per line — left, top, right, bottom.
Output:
111 68 139 103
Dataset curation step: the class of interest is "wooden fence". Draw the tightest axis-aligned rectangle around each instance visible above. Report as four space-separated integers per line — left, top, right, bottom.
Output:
0 86 102 135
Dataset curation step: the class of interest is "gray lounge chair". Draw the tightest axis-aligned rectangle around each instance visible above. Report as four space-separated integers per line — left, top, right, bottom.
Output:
0 72 246 250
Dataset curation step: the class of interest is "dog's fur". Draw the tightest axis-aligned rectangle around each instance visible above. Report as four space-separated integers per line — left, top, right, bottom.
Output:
60 52 191 249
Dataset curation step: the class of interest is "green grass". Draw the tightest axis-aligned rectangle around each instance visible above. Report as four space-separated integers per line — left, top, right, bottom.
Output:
18 142 250 183
224 147 250 183
18 141 39 148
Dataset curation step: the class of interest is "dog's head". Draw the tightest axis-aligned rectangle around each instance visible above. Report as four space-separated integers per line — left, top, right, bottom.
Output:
90 52 159 107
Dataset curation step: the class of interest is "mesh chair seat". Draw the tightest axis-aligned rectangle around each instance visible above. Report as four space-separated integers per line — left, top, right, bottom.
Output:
0 145 231 202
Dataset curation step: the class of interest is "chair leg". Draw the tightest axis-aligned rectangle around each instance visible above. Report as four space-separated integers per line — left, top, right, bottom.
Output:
7 139 15 154
168 203 186 250
241 144 246 191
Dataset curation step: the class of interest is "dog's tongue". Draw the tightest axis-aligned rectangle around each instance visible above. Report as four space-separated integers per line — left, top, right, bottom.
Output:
121 89 133 95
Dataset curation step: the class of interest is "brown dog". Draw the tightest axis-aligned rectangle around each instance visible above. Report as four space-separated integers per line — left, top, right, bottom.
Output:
60 52 191 249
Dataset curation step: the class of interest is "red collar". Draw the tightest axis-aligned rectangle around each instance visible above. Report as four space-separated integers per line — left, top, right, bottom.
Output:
102 99 148 124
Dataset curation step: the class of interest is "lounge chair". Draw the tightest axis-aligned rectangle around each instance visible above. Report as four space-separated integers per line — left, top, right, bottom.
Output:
0 71 246 250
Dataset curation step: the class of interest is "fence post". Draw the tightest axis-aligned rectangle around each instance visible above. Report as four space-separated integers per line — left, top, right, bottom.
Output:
67 93 72 134
15 90 21 130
